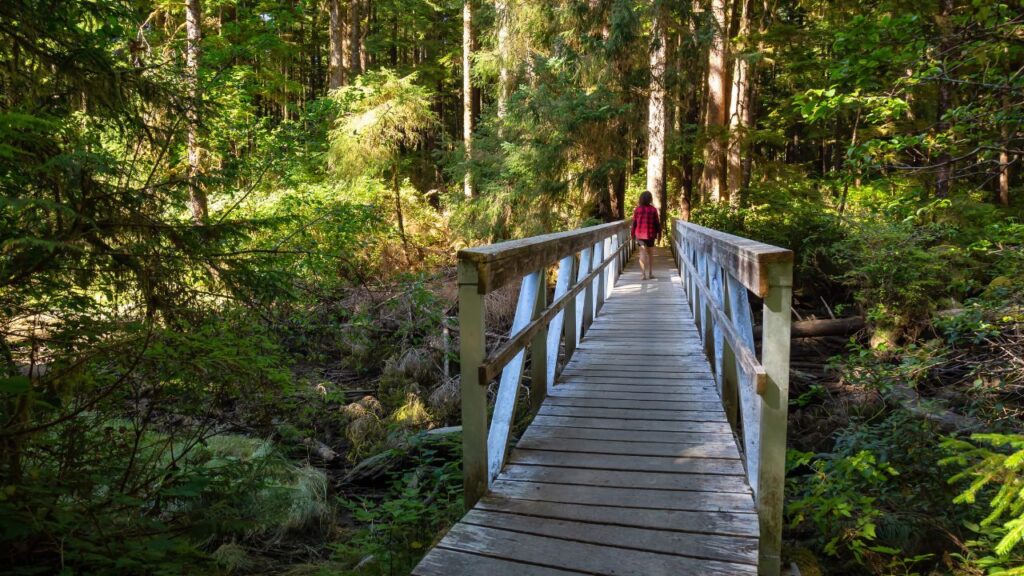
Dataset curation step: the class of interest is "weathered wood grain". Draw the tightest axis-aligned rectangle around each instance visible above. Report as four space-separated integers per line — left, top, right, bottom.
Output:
489 479 753 513
508 449 745 475
477 496 759 537
437 522 756 575
462 509 758 566
413 547 585 575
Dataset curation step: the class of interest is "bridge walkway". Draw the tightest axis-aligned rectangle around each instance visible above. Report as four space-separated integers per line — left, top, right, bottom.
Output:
413 248 759 575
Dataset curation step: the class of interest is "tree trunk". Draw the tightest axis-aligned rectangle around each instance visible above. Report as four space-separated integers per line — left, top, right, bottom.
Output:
496 0 510 123
726 0 751 205
701 0 729 203
358 0 368 73
645 3 667 215
610 166 626 220
935 0 954 198
349 0 361 76
462 0 475 197
328 0 345 89
185 0 207 223
390 14 398 67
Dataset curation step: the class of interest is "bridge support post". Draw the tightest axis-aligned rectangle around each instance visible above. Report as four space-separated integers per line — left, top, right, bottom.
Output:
458 261 488 510
530 273 548 412
758 261 793 576
564 257 579 361
593 240 605 315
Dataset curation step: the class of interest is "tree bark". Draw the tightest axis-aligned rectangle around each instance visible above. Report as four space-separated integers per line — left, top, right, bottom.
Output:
496 0 510 123
328 0 345 89
185 0 207 223
645 3 667 215
349 0 362 76
726 0 751 205
701 0 729 203
358 0 368 73
462 0 475 197
935 0 954 198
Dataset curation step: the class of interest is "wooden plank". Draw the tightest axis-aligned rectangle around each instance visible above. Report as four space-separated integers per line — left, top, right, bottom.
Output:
537 404 728 423
565 351 709 363
558 365 712 375
584 326 699 333
490 479 754 513
462 509 758 566
543 395 722 412
515 432 740 459
557 374 715 385
551 383 717 394
526 423 736 444
509 448 746 475
437 522 756 575
529 414 734 434
414 548 586 576
477 495 759 537
548 389 723 402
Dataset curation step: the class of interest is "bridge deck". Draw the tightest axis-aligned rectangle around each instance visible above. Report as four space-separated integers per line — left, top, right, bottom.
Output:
414 248 759 575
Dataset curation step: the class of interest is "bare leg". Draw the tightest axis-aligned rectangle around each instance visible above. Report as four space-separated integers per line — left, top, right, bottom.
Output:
638 245 649 279
646 246 655 279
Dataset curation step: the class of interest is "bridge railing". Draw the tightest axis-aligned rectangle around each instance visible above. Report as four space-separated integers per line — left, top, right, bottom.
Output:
457 220 634 508
671 219 793 575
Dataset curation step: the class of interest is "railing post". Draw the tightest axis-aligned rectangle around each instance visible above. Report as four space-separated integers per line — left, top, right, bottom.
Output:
578 247 593 337
530 272 548 412
458 260 488 510
486 271 542 483
547 255 573 386
593 240 605 315
758 260 793 576
564 256 579 361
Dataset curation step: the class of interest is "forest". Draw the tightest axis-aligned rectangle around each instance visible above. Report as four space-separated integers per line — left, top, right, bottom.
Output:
1 0 1023 574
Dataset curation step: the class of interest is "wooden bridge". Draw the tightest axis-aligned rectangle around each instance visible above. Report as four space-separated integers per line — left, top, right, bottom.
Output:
414 220 793 576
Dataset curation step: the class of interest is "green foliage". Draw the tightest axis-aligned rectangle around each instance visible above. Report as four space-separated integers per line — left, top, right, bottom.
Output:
332 434 463 575
788 411 962 573
824 218 960 333
329 71 437 178
942 434 1024 573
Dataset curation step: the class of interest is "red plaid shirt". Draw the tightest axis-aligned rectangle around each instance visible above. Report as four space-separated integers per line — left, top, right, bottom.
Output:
631 204 661 241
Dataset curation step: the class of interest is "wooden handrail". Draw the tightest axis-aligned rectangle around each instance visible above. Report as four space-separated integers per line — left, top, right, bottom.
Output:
459 220 635 509
477 239 628 384
677 250 768 394
671 218 793 576
675 220 791 297
458 221 629 294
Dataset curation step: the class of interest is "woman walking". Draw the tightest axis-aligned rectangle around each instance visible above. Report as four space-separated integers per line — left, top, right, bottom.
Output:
630 191 662 280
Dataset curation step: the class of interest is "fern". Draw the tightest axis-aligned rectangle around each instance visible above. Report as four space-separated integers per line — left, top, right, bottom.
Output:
942 434 1024 569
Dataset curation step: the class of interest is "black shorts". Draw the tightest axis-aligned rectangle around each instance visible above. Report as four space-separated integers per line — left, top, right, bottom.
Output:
637 238 656 248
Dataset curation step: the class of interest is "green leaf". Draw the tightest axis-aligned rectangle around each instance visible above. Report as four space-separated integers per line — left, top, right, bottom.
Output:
0 376 31 394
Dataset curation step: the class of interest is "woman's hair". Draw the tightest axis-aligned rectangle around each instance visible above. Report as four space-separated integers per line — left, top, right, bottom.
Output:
639 191 654 207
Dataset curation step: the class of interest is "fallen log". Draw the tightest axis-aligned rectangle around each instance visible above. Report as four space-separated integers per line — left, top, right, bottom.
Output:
755 316 865 339
888 384 985 433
